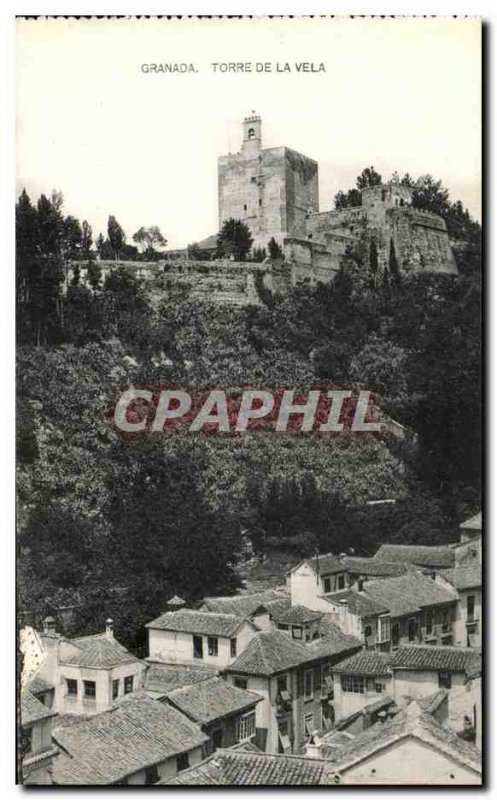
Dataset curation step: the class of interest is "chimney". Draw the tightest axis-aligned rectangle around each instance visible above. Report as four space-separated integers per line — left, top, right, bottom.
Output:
42 616 56 635
105 618 114 639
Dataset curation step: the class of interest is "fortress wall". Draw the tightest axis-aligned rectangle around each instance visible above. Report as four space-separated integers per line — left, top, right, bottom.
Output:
388 209 457 273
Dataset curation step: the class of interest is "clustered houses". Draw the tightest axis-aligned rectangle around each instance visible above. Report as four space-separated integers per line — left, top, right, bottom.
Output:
19 511 482 786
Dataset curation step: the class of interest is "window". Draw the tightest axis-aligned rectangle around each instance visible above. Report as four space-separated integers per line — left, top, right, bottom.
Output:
379 617 391 642
243 204 247 211
277 624 289 631
237 711 256 741
438 671 452 689
83 680 96 699
321 664 331 698
277 674 288 694
442 609 450 633
193 635 204 659
234 677 248 690
176 752 189 773
337 575 346 590
248 128 255 140
341 675 364 694
467 595 475 622
278 722 292 754
66 679 78 696
292 626 303 640
230 638 237 658
304 669 314 701
302 713 314 737
323 577 331 593
364 625 372 638
425 611 434 635
392 622 400 647
408 617 418 642
374 683 385 694
208 636 218 656
112 679 119 700
124 675 134 694
145 765 159 785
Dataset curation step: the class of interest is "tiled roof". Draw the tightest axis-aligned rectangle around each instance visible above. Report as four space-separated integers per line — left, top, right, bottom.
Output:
59 633 141 669
440 565 481 590
323 588 389 617
225 627 359 678
163 749 338 785
304 619 362 659
326 705 481 776
290 552 344 576
417 688 449 715
21 690 57 726
225 631 312 676
166 676 262 724
144 662 219 694
271 605 323 625
52 694 208 785
374 544 455 568
389 644 481 674
28 675 54 695
146 609 250 637
460 512 481 531
332 651 393 676
201 588 290 618
358 572 457 618
341 556 408 578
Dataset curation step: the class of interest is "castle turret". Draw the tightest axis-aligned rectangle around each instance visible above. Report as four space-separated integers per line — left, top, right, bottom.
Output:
242 112 262 153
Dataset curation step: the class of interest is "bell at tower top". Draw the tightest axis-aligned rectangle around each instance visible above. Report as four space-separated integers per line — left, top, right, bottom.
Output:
242 112 262 152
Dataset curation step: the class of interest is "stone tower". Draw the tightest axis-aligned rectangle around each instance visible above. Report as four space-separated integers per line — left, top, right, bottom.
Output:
218 114 319 251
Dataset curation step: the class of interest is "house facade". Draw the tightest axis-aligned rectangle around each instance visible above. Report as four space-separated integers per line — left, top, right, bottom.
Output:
21 618 146 716
331 651 394 722
164 675 263 754
224 629 361 754
146 609 258 668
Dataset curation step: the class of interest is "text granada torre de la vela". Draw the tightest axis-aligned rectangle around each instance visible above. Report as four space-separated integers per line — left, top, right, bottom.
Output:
140 61 327 74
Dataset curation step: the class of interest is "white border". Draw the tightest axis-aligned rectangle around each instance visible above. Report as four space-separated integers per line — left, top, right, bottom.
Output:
2 2 492 797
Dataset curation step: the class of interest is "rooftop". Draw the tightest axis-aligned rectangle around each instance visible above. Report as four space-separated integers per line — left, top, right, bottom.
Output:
416 688 449 715
440 564 481 590
374 544 455 569
271 605 323 626
323 588 389 617
59 633 142 669
357 571 457 619
144 662 219 694
390 644 481 674
225 628 359 678
146 609 251 638
291 552 345 576
332 651 394 676
52 694 209 785
163 748 338 785
460 512 482 531
21 690 57 727
326 704 481 776
166 676 262 725
341 556 408 578
201 588 290 619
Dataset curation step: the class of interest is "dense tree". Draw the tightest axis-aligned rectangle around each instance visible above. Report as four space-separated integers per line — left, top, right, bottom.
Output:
334 166 383 209
132 225 167 255
217 218 253 261
107 215 126 264
268 237 284 260
81 220 93 259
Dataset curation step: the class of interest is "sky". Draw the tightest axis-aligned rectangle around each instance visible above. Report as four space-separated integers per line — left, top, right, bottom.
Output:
16 17 481 249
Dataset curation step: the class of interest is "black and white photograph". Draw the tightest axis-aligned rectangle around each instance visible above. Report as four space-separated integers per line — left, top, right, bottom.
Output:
14 14 482 787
